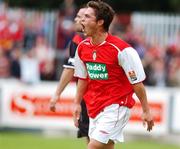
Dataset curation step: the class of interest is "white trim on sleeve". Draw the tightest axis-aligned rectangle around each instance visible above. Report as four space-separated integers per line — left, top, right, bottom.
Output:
63 65 74 69
74 50 87 79
118 47 146 84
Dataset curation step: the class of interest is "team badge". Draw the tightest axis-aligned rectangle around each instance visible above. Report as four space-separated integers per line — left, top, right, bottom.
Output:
128 70 137 81
92 50 97 61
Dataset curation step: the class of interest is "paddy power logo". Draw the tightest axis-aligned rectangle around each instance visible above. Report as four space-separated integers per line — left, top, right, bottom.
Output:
86 62 108 80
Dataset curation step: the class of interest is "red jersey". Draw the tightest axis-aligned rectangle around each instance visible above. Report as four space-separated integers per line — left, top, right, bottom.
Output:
74 34 145 118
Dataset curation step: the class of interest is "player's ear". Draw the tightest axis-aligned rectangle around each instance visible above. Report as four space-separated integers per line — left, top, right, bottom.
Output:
97 19 104 27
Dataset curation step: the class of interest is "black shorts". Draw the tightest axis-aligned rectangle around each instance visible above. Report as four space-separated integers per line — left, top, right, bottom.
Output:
77 99 89 138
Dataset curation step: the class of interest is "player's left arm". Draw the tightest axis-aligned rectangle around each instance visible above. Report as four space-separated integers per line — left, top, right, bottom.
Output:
132 82 154 131
118 47 154 132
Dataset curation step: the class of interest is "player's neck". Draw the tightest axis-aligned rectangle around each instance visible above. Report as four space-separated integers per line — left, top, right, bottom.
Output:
91 31 108 46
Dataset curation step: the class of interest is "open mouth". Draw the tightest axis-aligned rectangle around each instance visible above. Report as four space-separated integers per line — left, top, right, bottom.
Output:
81 24 85 32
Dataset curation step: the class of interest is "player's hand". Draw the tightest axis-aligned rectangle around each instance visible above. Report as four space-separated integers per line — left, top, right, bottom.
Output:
49 95 59 112
73 103 81 127
142 111 154 132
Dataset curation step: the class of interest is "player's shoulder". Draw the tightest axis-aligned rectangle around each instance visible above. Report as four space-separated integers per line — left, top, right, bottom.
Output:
77 38 91 48
106 34 131 51
72 33 85 44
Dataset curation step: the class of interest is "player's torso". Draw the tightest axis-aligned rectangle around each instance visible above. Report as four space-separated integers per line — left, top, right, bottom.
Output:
79 40 126 82
78 36 135 118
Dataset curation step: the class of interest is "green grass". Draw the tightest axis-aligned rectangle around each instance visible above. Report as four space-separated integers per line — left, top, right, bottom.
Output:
0 132 179 149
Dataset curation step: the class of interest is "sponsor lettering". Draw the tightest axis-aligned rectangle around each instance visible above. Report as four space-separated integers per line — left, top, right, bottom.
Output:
11 94 74 117
86 62 108 80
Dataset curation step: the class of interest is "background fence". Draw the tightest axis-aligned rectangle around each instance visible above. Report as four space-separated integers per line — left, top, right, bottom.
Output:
5 8 180 49
132 12 180 47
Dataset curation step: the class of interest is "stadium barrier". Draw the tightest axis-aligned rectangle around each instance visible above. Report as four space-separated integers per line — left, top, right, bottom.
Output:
0 79 180 136
132 13 180 47
4 8 180 49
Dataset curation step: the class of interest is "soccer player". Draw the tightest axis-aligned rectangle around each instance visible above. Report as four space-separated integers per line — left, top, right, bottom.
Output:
49 6 89 141
73 1 154 149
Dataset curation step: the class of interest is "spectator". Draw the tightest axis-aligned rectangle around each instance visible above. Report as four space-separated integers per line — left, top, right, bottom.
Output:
166 44 180 86
34 35 56 81
20 49 40 84
56 0 77 50
10 46 22 79
0 48 10 78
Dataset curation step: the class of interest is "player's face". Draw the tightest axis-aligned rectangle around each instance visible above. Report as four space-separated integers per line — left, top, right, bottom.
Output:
81 7 98 37
74 8 87 32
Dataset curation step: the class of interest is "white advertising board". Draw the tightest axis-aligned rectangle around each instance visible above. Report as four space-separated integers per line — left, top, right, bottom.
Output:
0 79 76 130
125 87 170 136
0 80 176 136
172 90 180 133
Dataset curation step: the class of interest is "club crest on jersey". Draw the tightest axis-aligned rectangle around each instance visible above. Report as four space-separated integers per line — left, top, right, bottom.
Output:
128 70 137 81
92 50 97 61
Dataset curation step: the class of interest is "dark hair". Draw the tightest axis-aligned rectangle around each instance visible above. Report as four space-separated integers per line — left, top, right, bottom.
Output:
78 4 87 10
87 0 115 31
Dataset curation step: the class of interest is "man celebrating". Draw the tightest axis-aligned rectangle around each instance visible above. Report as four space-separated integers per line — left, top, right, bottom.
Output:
50 6 89 142
73 0 154 149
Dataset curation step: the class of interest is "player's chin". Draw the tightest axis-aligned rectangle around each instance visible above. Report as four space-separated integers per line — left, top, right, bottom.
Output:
82 30 89 36
81 27 84 32
82 27 88 34
81 28 88 35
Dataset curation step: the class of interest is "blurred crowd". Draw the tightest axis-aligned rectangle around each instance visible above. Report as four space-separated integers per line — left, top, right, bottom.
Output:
0 1 180 86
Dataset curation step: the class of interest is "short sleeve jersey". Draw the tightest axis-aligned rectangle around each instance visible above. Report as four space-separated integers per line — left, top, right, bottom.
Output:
74 34 146 118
